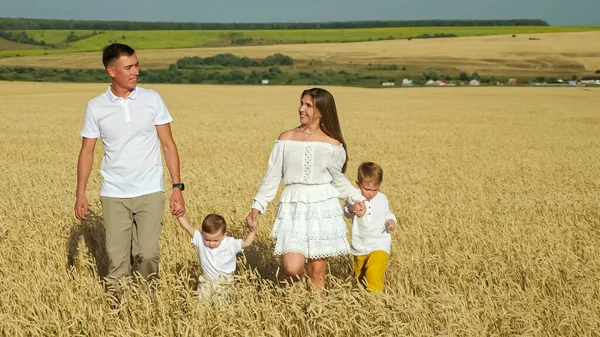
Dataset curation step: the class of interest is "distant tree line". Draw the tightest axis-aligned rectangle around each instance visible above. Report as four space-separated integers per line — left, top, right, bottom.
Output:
410 33 457 39
0 31 55 47
176 53 293 69
65 30 102 42
0 18 550 30
1 55 581 87
0 30 103 47
0 64 558 87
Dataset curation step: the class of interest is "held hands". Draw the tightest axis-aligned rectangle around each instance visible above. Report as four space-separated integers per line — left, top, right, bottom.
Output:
170 189 185 217
348 200 367 218
245 208 259 232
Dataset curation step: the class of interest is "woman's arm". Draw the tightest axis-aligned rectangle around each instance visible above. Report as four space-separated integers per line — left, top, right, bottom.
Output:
328 146 365 204
250 140 285 214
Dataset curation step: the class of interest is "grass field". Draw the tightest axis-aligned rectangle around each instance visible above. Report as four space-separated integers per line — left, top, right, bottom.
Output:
1 26 600 57
3 32 600 78
1 82 599 335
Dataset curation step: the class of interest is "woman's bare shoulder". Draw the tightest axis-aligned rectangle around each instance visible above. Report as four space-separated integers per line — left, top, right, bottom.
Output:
319 135 342 146
277 128 300 140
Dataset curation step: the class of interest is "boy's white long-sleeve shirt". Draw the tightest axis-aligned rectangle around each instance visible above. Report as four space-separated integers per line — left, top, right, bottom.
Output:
344 192 397 255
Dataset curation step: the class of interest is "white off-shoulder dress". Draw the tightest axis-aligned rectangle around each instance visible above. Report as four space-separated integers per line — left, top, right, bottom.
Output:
252 140 364 259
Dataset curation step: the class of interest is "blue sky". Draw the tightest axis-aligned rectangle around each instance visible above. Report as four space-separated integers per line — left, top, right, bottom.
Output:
1 0 599 26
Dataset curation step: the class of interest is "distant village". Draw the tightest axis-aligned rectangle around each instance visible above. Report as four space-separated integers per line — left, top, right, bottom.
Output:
382 76 600 87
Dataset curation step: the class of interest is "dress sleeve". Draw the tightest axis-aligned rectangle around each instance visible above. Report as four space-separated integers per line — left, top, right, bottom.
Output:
343 201 354 219
251 141 284 213
328 145 365 205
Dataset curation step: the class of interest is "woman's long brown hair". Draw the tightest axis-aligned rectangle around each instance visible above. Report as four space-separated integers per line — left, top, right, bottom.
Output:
301 88 349 173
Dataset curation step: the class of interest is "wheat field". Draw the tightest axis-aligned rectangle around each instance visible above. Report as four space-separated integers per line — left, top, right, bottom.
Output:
1 82 599 336
2 32 600 77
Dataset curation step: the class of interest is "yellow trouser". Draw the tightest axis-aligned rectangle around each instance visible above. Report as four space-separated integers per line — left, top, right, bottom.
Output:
353 250 389 294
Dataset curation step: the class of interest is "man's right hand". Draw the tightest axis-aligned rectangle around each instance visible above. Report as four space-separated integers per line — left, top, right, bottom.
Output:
75 194 89 220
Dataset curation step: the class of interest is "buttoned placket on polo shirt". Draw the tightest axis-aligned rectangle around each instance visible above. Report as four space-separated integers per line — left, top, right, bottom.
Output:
118 97 132 122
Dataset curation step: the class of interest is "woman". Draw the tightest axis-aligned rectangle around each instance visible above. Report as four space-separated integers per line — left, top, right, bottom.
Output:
246 88 365 290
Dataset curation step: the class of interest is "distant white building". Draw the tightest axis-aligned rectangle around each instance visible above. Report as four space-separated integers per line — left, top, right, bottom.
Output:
469 79 481 86
580 76 600 85
402 78 413 86
381 82 395 87
261 79 269 85
425 79 436 86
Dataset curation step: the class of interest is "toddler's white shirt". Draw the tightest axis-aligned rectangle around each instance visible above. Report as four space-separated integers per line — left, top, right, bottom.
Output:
192 230 243 280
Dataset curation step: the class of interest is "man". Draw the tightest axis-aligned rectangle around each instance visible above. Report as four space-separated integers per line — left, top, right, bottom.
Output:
75 43 185 289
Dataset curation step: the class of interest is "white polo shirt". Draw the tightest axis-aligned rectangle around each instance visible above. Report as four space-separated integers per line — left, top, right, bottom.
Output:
80 86 173 198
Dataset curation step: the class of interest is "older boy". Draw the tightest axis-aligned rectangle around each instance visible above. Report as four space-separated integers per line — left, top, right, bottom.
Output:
344 162 397 294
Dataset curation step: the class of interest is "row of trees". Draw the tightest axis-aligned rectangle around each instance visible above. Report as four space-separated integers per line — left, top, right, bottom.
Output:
0 31 55 47
0 18 550 30
65 30 102 42
175 53 293 69
0 30 103 47
0 65 539 87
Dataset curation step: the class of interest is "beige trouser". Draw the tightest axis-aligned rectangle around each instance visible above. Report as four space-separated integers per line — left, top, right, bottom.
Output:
100 191 165 286
198 274 234 305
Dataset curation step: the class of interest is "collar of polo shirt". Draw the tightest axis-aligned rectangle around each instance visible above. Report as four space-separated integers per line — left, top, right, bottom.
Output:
107 85 139 102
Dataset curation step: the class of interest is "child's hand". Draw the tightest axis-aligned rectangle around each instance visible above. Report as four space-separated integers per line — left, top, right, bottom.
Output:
246 217 257 233
353 201 367 218
386 219 396 232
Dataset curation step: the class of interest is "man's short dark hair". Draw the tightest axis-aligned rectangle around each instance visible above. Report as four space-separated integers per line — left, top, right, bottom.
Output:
102 43 135 68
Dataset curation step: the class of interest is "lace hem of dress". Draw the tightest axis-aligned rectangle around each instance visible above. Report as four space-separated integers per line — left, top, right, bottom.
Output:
271 228 347 241
273 239 351 259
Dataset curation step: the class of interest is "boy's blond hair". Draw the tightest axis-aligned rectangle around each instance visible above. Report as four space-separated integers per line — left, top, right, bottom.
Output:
357 162 383 185
201 214 227 234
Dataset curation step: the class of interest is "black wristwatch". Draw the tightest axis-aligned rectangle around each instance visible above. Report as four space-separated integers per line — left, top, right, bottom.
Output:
172 183 185 191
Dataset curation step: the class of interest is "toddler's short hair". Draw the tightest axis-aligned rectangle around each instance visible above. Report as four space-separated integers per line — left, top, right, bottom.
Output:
201 214 227 234
357 162 383 184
